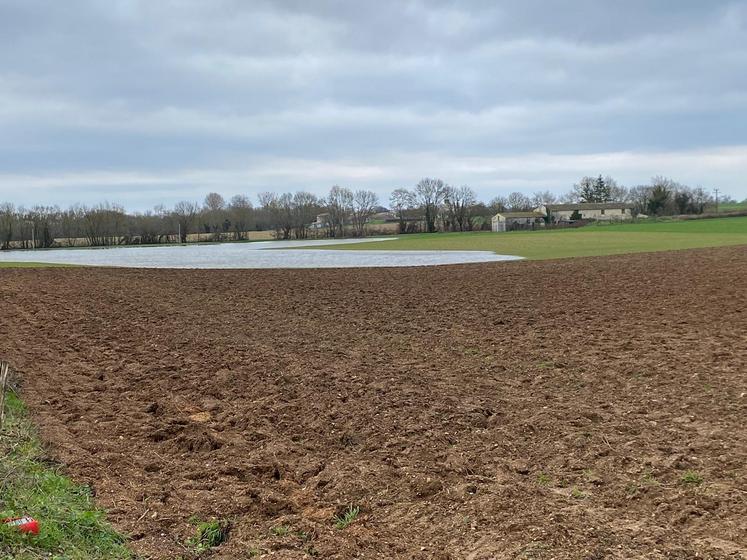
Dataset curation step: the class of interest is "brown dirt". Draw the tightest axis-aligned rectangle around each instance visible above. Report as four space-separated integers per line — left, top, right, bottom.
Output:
1 247 746 559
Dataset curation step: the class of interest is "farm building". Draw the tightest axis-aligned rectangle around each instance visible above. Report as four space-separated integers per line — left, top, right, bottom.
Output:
309 213 331 230
541 203 633 222
491 211 546 232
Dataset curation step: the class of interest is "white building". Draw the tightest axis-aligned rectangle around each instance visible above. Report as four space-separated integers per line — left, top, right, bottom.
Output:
542 203 633 222
491 202 634 232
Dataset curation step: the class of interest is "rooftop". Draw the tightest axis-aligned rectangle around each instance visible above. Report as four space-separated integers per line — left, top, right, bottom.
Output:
546 202 633 211
495 211 546 218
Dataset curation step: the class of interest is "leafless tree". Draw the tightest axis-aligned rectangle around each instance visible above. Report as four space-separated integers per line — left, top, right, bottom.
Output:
389 188 416 233
531 191 557 208
204 192 226 212
609 182 630 202
59 205 83 246
292 191 320 239
201 192 228 237
506 192 532 211
229 195 254 240
350 190 379 237
327 185 353 238
444 185 476 231
172 200 199 243
488 196 507 214
0 203 14 249
414 178 447 233
258 192 285 238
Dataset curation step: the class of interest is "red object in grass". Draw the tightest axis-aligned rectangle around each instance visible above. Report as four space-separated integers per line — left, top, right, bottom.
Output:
3 516 40 535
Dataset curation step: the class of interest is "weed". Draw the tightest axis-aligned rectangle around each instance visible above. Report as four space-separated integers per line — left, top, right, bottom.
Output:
536 472 551 486
681 470 704 485
625 482 639 496
297 530 312 542
570 487 586 499
189 519 229 552
627 471 660 496
270 525 291 537
641 471 659 485
333 505 360 529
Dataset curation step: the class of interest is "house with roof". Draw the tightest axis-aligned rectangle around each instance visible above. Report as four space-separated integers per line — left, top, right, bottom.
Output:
491 211 546 232
491 202 634 232
541 202 633 222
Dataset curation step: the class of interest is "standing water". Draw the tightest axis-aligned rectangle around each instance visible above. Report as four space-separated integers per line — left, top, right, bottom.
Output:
0 238 523 268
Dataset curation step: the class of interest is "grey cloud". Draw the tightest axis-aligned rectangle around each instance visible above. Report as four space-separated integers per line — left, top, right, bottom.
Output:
0 0 745 208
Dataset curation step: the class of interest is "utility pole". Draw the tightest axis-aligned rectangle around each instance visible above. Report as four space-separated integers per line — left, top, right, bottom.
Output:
714 188 720 213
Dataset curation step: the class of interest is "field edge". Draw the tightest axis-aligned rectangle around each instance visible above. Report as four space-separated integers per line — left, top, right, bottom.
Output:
0 387 132 560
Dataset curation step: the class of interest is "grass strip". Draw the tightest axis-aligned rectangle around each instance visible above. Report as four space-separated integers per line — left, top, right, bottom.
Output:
0 390 131 560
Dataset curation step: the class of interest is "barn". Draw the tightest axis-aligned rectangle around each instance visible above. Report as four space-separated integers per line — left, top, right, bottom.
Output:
542 203 633 222
491 211 546 232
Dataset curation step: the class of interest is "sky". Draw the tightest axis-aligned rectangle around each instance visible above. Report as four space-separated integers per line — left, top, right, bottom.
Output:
1 0 746 210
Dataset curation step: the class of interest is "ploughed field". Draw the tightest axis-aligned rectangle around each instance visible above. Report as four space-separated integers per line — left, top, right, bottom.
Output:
1 247 746 559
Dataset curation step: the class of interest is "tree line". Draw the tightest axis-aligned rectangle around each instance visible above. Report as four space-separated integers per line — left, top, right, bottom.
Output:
0 176 738 249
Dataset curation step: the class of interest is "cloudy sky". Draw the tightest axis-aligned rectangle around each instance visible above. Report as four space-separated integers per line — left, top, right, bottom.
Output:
1 0 746 210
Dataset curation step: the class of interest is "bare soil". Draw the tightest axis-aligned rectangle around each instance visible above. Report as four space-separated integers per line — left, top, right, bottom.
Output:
1 247 745 559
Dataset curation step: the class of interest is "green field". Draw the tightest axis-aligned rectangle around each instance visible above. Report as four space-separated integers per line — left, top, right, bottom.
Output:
717 201 747 212
319 216 747 260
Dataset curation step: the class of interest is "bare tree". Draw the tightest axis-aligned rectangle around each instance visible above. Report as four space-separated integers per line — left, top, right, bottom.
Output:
488 196 507 214
276 193 294 239
389 188 416 233
0 203 14 249
414 178 447 233
292 191 320 239
506 192 532 211
60 205 83 246
350 190 379 237
327 185 353 238
531 191 557 208
27 205 58 248
257 192 284 238
609 182 630 203
204 192 226 212
172 201 199 242
444 185 476 231
229 195 254 240
201 192 228 237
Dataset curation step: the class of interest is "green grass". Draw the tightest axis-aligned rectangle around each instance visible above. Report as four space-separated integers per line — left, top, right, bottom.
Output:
333 506 360 530
681 470 704 485
270 525 291 537
188 518 229 552
0 262 71 268
716 201 747 212
536 472 552 486
316 216 747 260
0 391 131 560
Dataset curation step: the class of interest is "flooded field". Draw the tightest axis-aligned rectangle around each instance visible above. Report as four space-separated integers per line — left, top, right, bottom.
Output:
0 238 521 268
